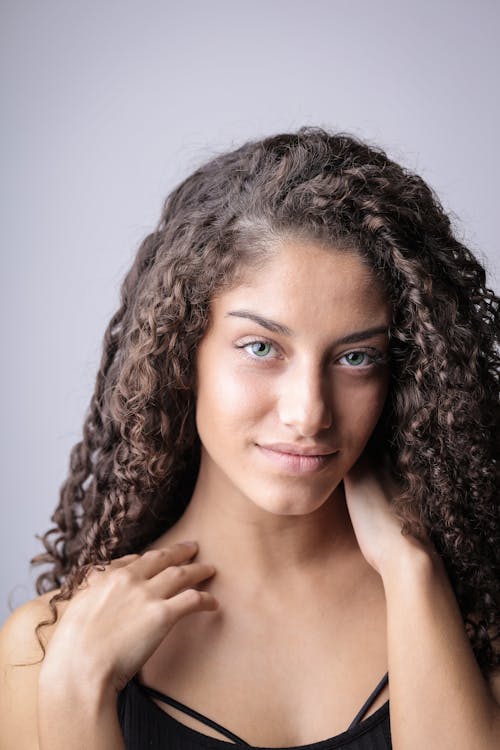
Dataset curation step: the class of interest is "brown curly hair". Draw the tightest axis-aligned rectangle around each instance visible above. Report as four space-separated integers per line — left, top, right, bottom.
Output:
30 126 500 679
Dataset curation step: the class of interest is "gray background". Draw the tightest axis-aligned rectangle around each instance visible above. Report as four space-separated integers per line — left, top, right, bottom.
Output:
1 0 499 626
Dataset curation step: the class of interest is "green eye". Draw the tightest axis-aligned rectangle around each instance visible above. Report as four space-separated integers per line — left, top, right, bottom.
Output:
249 341 272 357
344 351 367 366
236 339 277 360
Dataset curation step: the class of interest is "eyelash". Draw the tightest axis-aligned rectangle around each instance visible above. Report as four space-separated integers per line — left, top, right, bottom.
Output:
235 338 388 368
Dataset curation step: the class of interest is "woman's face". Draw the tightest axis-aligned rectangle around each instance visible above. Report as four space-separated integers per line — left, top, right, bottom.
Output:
194 240 391 516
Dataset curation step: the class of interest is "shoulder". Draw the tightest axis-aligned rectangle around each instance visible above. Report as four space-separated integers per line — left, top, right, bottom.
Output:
0 589 69 662
0 589 65 750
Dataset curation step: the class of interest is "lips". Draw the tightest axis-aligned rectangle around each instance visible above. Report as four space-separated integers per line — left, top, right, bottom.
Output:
258 442 338 457
256 444 338 475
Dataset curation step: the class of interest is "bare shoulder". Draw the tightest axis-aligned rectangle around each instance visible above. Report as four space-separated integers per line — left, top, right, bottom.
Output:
0 589 65 750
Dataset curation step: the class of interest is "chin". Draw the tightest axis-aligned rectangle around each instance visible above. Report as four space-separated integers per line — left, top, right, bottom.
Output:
247 485 337 517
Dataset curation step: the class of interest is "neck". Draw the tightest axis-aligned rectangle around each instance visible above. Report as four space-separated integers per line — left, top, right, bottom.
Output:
162 451 363 603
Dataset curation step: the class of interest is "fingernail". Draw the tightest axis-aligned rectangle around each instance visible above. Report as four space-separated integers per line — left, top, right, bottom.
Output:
182 540 198 546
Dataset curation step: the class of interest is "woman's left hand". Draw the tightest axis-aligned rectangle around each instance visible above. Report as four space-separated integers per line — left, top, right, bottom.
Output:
343 450 435 578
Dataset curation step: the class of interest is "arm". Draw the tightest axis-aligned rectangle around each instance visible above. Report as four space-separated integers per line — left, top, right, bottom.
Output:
20 544 216 750
381 541 499 750
38 664 125 750
342 458 500 750
0 594 126 750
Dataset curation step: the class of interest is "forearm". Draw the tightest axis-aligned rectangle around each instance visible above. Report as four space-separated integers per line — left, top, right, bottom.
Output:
381 543 499 750
38 666 126 750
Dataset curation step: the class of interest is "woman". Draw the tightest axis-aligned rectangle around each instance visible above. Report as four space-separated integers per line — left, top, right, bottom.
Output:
1 127 499 750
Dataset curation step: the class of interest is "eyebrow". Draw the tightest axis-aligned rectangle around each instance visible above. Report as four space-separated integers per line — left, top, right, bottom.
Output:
225 310 389 346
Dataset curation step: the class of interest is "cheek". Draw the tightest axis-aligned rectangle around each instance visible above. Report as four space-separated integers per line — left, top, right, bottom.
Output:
195 351 268 438
334 375 389 441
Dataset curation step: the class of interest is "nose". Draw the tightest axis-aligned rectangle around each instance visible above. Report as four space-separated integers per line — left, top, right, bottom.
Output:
277 359 333 436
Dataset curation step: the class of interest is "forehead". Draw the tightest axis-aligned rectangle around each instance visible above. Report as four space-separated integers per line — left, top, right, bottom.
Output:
212 241 390 330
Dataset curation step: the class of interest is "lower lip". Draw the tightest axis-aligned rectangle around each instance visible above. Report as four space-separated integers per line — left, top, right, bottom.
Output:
256 445 337 475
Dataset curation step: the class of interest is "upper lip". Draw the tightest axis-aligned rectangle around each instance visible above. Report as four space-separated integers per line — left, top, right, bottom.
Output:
258 443 338 456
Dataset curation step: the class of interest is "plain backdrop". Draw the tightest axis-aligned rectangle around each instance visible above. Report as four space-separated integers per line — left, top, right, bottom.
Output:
1 0 499 626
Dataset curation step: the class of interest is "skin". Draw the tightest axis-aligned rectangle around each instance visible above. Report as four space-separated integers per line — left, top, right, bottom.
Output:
2 239 499 750
158 239 392 597
131 240 395 743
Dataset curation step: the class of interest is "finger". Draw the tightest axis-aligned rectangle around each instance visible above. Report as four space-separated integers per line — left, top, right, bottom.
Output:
129 542 200 579
108 554 142 567
163 588 219 624
87 553 141 570
79 554 141 586
149 561 216 597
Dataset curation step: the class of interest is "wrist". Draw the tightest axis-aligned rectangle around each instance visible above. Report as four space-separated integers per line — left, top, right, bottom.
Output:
379 534 440 590
37 665 126 750
39 657 117 705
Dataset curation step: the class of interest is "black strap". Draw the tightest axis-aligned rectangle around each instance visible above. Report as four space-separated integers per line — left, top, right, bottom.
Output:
134 671 389 743
133 675 249 745
347 672 389 730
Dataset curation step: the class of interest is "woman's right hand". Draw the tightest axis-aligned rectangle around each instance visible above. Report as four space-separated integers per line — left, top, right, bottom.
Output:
40 541 218 693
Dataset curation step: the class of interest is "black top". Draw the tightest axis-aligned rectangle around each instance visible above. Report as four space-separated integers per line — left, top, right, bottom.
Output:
117 671 391 749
